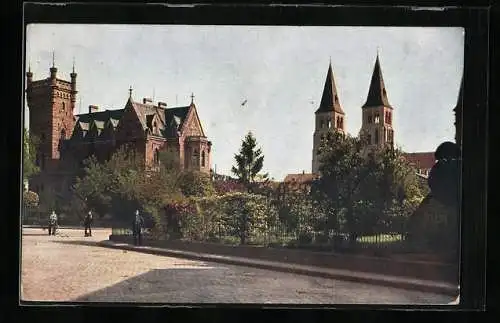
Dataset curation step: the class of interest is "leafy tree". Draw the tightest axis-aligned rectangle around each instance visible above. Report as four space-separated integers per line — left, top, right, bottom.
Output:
231 131 268 187
23 128 40 181
23 190 39 209
178 171 216 198
312 130 368 242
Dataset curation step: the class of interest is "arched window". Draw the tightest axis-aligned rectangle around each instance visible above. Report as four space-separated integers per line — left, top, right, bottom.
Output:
193 149 199 166
62 102 66 111
154 148 160 165
327 120 331 128
201 150 206 167
374 113 380 124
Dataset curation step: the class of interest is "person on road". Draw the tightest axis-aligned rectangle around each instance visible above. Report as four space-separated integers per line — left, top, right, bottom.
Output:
132 209 145 246
84 210 93 237
48 210 58 236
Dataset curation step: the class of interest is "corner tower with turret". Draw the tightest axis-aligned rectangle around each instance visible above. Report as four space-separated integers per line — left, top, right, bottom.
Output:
312 61 346 174
25 54 77 193
359 53 394 150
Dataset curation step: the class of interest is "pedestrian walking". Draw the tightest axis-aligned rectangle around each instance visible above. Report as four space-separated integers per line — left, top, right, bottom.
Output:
132 210 145 246
48 210 58 236
84 210 93 237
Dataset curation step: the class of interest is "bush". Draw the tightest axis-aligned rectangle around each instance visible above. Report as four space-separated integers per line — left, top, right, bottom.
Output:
23 190 39 208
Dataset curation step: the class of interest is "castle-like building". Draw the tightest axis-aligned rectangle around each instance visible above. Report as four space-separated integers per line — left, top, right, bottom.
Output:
25 60 212 196
311 53 395 174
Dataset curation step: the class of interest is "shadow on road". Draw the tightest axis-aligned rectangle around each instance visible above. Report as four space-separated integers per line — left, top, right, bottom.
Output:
52 240 108 248
72 267 275 303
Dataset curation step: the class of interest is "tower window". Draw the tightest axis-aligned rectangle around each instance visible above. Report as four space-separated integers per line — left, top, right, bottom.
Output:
154 148 160 165
374 113 380 124
368 115 372 124
201 150 206 167
62 102 66 111
327 120 331 128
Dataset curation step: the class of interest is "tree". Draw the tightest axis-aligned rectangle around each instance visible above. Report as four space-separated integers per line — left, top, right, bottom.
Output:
178 171 216 198
23 128 40 181
312 130 368 242
231 131 268 188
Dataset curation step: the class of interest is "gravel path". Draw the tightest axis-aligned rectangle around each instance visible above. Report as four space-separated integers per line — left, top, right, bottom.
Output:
21 227 454 304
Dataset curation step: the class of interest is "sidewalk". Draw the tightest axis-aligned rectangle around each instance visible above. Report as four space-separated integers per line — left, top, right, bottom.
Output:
97 240 458 297
22 225 111 230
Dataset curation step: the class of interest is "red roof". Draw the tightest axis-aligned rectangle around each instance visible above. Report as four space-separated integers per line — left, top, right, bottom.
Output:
403 152 435 170
283 173 319 184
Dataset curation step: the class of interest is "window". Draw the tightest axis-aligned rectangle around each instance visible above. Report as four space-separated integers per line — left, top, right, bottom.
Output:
201 150 206 167
193 149 199 166
374 113 380 124
340 118 343 129
384 128 387 141
154 148 160 165
367 115 372 124
327 120 331 128
62 102 66 111
374 130 379 144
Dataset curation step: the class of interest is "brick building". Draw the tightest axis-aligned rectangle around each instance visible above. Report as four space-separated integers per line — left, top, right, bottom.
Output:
25 62 212 197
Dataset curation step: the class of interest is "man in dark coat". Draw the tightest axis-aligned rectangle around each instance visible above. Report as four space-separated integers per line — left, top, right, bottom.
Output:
84 210 93 237
132 209 145 246
48 210 57 236
428 141 461 303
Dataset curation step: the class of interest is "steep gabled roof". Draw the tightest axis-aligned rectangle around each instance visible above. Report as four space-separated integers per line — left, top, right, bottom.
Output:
362 54 393 109
315 62 344 114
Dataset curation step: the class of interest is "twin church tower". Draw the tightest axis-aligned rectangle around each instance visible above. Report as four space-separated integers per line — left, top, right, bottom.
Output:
312 53 395 174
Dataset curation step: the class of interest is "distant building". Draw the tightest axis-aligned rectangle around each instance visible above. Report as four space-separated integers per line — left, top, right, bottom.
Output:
402 152 436 178
25 61 212 197
280 172 320 195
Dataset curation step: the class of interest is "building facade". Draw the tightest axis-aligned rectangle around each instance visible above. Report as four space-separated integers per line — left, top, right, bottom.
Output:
25 64 212 197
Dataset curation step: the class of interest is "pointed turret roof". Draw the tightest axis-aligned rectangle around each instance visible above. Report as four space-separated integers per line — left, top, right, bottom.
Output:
453 74 463 112
362 53 392 109
315 62 344 114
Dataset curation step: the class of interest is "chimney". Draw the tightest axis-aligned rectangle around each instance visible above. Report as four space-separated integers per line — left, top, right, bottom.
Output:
143 98 152 104
158 101 167 108
88 105 98 114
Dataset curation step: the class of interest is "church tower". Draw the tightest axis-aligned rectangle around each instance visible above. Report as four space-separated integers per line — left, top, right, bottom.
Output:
454 74 463 148
25 54 77 192
312 61 346 174
359 52 394 150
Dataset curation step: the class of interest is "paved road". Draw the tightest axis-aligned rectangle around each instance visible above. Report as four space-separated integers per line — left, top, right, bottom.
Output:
21 227 454 304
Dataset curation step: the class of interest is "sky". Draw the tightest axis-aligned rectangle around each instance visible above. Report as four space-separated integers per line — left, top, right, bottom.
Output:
25 25 464 181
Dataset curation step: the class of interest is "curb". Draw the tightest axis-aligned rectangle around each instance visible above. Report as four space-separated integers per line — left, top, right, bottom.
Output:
97 240 458 297
22 225 111 230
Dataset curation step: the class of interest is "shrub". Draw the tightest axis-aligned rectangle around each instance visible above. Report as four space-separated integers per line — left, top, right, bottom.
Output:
23 190 39 209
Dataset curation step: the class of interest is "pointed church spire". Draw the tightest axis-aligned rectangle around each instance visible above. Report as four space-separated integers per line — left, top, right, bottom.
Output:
315 61 344 114
52 50 55 68
362 52 392 109
72 56 75 73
